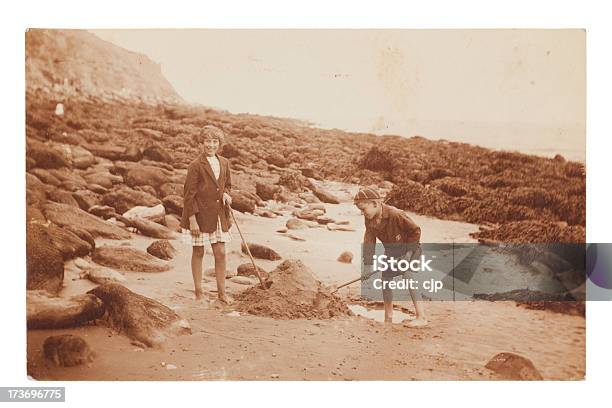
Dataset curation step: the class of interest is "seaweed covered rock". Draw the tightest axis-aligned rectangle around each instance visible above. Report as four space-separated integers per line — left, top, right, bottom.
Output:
102 185 161 214
43 202 130 239
26 224 64 295
43 334 95 367
27 291 105 329
241 242 281 260
471 220 586 243
87 283 191 348
147 240 177 260
485 352 543 380
92 245 170 272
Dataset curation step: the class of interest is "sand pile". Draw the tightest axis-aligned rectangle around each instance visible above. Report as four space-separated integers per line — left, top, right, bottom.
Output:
235 259 351 319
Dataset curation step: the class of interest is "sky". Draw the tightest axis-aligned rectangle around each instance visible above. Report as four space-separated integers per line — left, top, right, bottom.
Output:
90 29 585 160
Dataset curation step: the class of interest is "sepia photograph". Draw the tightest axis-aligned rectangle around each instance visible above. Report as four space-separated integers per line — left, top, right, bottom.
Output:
24 28 587 381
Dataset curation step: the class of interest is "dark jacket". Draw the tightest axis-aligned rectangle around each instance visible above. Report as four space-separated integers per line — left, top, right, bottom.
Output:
180 154 232 233
362 204 421 265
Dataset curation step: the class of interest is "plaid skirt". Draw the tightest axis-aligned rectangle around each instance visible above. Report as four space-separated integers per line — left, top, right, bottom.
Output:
182 217 231 246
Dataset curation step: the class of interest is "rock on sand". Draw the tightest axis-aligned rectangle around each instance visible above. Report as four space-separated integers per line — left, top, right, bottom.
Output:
485 352 543 380
87 283 191 348
92 246 170 272
27 290 105 329
43 334 95 367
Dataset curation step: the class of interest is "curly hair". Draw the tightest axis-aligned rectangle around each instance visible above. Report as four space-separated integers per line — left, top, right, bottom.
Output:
198 125 225 145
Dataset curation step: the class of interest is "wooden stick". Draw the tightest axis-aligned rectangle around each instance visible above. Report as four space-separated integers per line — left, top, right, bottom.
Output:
228 205 268 290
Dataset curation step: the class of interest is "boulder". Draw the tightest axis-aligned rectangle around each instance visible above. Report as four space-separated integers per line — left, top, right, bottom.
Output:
299 191 321 204
73 190 102 211
306 179 340 204
43 334 95 367
26 173 47 208
26 224 64 295
88 205 118 219
220 143 241 158
236 263 269 279
241 242 282 260
163 214 181 232
85 267 127 284
159 182 183 198
87 183 109 194
53 172 88 191
123 204 166 223
64 227 96 250
230 190 257 213
147 240 177 260
102 185 161 214
85 143 125 160
30 168 61 186
337 251 353 263
135 185 159 197
27 291 105 329
121 145 142 162
485 352 543 380
27 140 70 169
162 195 183 215
286 218 308 230
124 165 170 191
143 145 172 163
47 224 92 260
83 172 115 189
87 283 191 348
265 152 287 167
47 189 80 207
128 217 177 239
43 202 131 239
70 145 96 169
92 246 170 272
141 159 174 172
27 206 46 224
300 167 322 180
256 182 281 201
26 157 36 170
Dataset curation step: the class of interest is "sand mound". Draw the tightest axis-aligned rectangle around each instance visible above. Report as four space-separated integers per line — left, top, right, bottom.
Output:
235 259 351 319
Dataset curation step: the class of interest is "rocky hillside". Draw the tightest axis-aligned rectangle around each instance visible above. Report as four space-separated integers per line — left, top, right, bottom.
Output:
24 30 586 244
26 29 182 104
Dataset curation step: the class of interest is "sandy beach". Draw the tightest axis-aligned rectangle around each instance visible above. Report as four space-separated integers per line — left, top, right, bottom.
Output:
26 181 585 381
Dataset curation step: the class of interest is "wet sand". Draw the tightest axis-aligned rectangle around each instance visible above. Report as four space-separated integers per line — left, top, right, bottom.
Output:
26 182 585 381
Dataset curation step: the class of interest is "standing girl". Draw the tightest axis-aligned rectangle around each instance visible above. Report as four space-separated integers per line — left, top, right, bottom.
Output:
181 125 233 303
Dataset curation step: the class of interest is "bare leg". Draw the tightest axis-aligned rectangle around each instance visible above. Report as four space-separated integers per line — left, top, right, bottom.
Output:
407 286 427 319
382 285 393 323
191 246 205 300
405 272 428 327
211 242 228 303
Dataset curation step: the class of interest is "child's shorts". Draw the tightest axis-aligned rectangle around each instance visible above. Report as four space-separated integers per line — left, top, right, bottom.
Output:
181 217 231 247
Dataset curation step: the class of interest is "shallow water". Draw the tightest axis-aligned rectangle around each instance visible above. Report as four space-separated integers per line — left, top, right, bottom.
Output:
347 304 411 324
